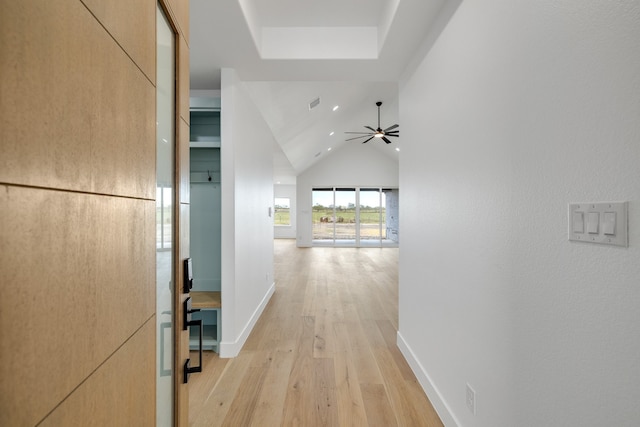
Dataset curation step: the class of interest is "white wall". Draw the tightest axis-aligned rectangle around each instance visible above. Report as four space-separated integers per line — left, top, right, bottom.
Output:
190 89 221 98
274 183 296 239
220 68 275 357
296 142 399 246
398 1 640 426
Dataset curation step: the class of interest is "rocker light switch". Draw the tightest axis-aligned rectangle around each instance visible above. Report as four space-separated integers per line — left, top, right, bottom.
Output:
603 212 616 235
586 212 599 234
572 212 584 233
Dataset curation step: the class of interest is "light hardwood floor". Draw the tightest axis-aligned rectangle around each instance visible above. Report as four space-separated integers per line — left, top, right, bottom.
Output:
188 239 443 426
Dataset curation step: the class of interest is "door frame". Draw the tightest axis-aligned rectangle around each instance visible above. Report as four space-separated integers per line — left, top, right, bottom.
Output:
156 0 191 425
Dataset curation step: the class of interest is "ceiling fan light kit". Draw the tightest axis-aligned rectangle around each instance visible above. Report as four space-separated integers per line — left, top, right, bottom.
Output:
345 101 399 144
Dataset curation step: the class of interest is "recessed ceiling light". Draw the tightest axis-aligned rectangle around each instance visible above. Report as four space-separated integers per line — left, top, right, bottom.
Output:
328 147 332 151
276 181 281 184
332 105 339 111
395 147 400 152
329 131 334 136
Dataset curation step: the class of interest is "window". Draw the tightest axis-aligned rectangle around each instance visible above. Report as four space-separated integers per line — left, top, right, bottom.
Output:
312 187 399 247
274 197 290 226
312 188 333 241
359 188 383 241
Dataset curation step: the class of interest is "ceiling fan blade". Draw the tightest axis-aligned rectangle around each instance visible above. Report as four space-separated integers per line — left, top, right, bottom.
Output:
385 134 399 137
345 131 374 134
365 126 376 132
382 136 392 144
384 124 399 132
362 136 375 144
346 135 373 141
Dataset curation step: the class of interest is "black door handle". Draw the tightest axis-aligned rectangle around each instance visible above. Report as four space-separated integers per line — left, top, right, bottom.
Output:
183 297 200 330
184 317 203 383
183 296 203 383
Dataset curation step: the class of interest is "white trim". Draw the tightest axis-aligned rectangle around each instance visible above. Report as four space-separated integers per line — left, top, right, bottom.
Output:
218 282 275 358
396 331 460 427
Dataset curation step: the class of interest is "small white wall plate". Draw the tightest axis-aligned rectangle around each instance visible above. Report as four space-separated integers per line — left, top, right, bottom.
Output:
568 202 628 247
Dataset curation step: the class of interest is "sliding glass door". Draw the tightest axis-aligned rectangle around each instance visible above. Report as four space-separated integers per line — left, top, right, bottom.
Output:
312 187 398 247
312 188 333 242
335 188 356 242
359 188 383 244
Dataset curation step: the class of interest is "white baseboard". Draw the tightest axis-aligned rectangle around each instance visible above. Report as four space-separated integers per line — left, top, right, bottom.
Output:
396 331 460 427
218 282 275 358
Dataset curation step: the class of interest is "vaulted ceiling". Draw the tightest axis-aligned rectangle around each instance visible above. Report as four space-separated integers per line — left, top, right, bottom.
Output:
190 0 447 183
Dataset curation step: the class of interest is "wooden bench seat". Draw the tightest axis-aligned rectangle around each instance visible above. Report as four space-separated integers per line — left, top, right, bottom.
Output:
190 291 221 309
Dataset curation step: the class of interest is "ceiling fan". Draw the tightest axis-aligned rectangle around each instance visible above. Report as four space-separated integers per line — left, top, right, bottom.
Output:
345 101 399 144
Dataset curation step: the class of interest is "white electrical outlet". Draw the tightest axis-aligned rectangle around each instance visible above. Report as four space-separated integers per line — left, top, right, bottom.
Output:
466 383 476 415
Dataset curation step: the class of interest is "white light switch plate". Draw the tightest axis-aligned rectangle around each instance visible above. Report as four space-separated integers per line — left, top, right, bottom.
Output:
568 202 628 247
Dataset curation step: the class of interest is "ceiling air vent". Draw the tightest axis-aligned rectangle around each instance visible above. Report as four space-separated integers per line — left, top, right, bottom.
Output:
309 97 321 111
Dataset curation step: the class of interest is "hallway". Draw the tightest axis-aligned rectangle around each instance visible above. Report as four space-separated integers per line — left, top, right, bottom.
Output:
189 239 442 426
